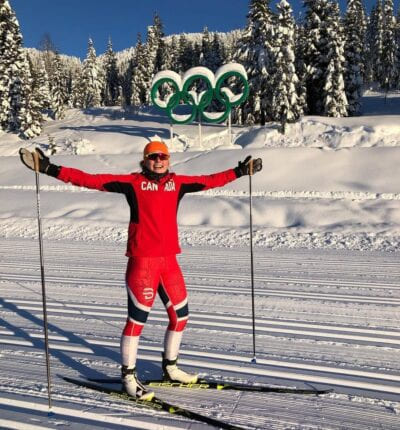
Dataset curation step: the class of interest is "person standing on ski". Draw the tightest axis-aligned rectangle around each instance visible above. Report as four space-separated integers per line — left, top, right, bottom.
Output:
20 141 262 400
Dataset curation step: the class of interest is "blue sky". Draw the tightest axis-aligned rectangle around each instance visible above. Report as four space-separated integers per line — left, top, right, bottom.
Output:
10 0 396 60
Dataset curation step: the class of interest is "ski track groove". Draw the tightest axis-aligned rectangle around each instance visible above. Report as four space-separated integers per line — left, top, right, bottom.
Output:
2 261 400 290
2 273 400 306
1 238 400 429
2 301 400 346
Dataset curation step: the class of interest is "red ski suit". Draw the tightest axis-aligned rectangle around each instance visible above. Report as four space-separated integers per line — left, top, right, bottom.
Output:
57 166 237 257
56 166 238 339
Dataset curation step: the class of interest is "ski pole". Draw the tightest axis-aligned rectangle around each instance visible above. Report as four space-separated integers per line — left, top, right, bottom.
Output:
249 158 257 363
33 150 53 413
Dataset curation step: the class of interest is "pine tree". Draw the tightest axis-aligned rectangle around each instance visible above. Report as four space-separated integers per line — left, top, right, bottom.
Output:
396 8 400 87
178 35 196 71
169 35 179 71
80 38 102 108
235 0 276 125
38 33 57 82
301 0 347 116
380 0 397 91
19 55 43 139
0 1 22 131
322 2 348 117
343 0 367 115
294 25 308 115
222 36 235 63
64 69 74 107
209 32 223 72
71 67 84 108
32 57 51 111
131 34 147 108
0 0 44 137
103 38 120 106
50 52 66 119
159 38 172 71
367 1 385 84
200 27 213 68
153 13 166 73
0 0 15 129
122 57 134 106
23 55 50 137
272 0 302 132
140 15 165 104
192 41 202 67
301 0 329 114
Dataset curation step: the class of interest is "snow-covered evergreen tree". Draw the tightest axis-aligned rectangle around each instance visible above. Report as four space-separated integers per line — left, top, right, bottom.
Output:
235 0 276 125
200 27 213 68
177 34 195 72
209 32 223 72
367 1 385 84
18 55 44 139
31 57 51 111
153 14 167 73
169 35 179 71
131 34 147 108
38 33 58 82
301 0 347 116
344 0 367 115
294 25 308 116
50 52 66 119
0 0 44 137
23 55 50 136
301 0 329 114
159 38 172 71
103 38 120 106
70 67 84 108
380 0 397 90
122 57 133 106
322 2 348 117
396 8 400 87
272 0 302 132
80 38 102 108
0 0 15 130
141 15 165 104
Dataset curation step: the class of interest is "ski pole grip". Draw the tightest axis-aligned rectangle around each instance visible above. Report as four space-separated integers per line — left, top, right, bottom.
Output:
33 150 40 173
249 158 254 176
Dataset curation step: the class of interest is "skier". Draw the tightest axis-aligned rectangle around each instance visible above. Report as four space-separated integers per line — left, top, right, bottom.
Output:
20 141 262 400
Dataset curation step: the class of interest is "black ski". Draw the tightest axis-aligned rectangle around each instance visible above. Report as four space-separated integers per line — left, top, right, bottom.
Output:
87 376 332 395
63 376 245 430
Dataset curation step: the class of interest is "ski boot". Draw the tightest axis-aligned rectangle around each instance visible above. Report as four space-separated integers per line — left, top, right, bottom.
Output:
121 366 154 401
162 354 198 384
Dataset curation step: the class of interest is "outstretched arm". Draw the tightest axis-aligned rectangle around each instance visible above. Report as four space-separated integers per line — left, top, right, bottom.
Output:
19 147 131 193
178 156 263 193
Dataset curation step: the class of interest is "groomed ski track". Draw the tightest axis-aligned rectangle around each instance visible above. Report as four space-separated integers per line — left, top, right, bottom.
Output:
0 238 399 429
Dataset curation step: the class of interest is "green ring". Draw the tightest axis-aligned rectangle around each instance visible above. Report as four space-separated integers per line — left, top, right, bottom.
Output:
167 92 198 125
182 74 214 111
215 71 249 107
200 95 231 123
150 77 180 110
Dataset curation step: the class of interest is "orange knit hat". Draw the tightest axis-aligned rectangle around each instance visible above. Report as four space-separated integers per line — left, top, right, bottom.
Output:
143 141 169 157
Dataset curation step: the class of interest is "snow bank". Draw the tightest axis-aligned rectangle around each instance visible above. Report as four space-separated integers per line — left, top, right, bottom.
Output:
1 91 400 251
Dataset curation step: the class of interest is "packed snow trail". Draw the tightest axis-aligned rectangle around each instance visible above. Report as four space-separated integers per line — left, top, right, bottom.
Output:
0 237 399 429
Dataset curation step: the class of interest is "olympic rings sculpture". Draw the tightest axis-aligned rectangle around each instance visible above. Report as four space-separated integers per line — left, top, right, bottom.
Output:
150 63 249 125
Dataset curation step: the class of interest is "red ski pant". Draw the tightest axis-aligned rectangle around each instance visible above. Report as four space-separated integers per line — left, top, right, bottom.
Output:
122 255 189 337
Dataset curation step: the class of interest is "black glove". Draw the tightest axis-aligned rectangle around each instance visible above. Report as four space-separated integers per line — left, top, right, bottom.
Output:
234 155 262 177
19 147 60 177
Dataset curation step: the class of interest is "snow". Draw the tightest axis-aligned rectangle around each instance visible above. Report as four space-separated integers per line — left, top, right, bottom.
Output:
215 63 247 81
0 90 400 429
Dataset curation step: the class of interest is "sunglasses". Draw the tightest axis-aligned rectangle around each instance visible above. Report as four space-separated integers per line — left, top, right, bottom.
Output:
146 153 170 161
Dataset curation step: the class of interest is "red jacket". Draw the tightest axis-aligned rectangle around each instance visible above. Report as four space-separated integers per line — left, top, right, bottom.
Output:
56 167 238 257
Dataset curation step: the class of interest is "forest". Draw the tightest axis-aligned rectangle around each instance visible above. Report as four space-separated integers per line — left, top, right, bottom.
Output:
0 0 399 139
